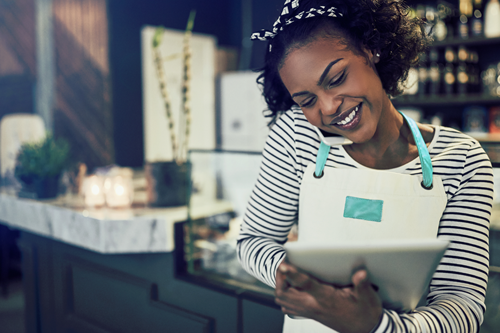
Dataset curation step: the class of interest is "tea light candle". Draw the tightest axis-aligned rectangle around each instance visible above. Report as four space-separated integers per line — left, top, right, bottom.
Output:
104 174 134 208
82 175 105 207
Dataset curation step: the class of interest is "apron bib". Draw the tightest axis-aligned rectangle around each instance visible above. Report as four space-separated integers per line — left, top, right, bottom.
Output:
283 112 448 333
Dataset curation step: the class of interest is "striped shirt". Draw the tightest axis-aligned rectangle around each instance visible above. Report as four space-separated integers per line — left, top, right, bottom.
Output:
236 108 494 333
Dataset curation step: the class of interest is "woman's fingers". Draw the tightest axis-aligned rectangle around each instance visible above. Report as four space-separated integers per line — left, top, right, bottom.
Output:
275 261 289 292
279 262 316 290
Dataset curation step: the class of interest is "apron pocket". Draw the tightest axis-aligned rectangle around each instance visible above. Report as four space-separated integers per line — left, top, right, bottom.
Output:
343 196 383 222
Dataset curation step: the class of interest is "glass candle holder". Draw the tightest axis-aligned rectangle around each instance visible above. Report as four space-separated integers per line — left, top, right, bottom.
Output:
104 168 134 208
82 174 105 207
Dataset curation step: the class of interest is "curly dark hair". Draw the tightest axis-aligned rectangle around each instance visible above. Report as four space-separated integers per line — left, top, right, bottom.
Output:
257 0 432 125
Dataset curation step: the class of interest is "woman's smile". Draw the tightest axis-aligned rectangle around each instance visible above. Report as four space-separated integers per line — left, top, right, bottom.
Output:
330 102 362 130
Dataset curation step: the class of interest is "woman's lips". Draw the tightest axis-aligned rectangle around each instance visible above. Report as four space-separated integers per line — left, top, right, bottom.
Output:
331 103 362 131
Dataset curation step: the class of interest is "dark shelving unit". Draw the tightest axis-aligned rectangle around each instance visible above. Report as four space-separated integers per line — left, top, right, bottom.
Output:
396 1 500 153
432 35 500 48
393 93 500 107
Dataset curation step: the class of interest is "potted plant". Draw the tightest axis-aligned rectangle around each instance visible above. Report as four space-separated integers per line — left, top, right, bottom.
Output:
14 134 70 199
146 11 196 207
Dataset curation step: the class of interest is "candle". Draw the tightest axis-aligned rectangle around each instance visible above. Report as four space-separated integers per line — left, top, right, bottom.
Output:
82 175 105 207
104 168 134 208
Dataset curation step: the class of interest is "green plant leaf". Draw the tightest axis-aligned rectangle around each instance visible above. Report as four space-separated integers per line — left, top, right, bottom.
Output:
15 134 70 180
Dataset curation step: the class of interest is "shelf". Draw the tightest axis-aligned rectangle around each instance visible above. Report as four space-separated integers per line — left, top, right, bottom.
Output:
490 266 500 273
470 133 500 143
393 94 500 107
432 36 500 48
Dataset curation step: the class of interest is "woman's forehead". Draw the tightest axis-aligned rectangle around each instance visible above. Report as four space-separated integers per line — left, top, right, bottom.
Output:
284 37 355 67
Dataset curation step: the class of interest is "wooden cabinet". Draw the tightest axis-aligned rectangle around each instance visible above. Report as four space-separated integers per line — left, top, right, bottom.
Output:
17 229 283 333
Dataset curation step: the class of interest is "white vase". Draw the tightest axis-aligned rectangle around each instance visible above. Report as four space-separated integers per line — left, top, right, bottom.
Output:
485 0 500 37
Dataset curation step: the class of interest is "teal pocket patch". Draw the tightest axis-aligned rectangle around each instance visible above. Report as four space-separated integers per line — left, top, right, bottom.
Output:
343 196 383 222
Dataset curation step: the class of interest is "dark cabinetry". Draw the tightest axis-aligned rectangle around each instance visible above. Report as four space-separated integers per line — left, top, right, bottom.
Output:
17 229 283 333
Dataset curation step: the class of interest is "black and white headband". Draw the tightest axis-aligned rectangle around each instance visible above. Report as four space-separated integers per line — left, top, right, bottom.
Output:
250 0 343 43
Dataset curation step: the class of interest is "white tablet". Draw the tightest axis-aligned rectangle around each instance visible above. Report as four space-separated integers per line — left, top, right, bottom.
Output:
284 238 449 312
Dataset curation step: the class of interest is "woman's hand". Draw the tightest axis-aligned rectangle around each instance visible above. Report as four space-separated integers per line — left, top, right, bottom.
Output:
275 261 383 333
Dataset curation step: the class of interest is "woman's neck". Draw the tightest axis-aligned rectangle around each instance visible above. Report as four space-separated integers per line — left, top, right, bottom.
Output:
344 100 425 169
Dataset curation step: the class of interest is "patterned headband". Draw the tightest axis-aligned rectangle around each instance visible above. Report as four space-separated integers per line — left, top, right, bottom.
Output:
250 0 343 42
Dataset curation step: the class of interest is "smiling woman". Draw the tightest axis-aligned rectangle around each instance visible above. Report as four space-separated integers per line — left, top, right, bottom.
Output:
237 1 494 333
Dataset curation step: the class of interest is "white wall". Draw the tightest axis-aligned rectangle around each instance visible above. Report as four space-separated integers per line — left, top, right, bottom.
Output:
219 71 269 152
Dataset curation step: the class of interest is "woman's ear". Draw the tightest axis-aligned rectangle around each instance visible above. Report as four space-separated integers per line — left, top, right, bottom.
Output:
363 48 380 65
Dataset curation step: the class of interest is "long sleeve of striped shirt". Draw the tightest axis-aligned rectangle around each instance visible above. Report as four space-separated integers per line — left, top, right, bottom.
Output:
236 109 494 332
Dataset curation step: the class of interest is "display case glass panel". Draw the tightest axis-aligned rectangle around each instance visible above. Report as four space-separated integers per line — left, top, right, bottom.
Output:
184 149 286 294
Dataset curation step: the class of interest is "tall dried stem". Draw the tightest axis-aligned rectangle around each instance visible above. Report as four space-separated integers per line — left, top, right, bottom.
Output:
178 10 196 163
152 27 177 162
152 11 196 164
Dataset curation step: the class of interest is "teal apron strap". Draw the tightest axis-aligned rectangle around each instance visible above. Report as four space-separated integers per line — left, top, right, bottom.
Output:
315 142 330 177
399 111 433 188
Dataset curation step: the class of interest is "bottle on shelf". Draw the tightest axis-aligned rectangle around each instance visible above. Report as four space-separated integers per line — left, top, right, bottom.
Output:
468 50 481 93
485 0 500 37
459 0 473 38
457 46 470 95
472 0 484 36
418 51 429 96
444 47 457 95
481 64 498 96
447 4 460 39
428 48 442 95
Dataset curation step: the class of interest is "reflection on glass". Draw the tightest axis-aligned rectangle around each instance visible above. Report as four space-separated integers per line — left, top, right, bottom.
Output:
185 149 269 289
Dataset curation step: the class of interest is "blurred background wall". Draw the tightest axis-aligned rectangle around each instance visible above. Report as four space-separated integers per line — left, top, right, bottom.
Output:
0 0 284 170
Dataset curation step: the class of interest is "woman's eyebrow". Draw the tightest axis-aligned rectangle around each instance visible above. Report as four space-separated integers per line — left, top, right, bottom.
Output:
290 58 344 99
317 58 343 86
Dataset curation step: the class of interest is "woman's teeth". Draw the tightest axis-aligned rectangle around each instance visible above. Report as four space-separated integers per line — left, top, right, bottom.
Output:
336 105 359 125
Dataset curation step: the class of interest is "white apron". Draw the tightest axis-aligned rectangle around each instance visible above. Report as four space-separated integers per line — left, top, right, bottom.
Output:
283 113 448 333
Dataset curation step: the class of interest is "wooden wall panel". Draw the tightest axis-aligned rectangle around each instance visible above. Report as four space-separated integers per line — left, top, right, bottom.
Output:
0 0 36 77
0 0 36 120
53 0 114 170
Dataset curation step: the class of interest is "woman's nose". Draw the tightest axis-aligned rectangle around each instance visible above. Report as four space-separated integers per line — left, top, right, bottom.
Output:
319 95 342 117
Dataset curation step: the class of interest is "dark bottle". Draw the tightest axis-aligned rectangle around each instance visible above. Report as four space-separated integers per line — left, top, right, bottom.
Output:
459 0 473 39
428 49 442 95
457 46 470 95
448 6 460 38
472 0 484 36
418 51 429 96
459 14 470 38
444 4 459 39
444 47 457 95
468 50 480 93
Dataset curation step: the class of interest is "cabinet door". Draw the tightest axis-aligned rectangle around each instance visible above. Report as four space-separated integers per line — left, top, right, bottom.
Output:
242 299 284 333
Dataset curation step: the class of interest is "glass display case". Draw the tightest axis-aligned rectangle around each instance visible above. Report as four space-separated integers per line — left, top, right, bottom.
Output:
182 149 296 295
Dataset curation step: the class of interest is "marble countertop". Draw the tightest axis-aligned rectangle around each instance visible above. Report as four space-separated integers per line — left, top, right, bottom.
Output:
0 190 233 254
2 187 499 255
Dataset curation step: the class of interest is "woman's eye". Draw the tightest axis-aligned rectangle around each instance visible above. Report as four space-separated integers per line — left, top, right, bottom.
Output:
300 98 316 108
328 72 346 88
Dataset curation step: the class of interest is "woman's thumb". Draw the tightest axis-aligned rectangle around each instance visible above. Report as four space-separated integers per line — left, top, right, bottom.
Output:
352 269 372 292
